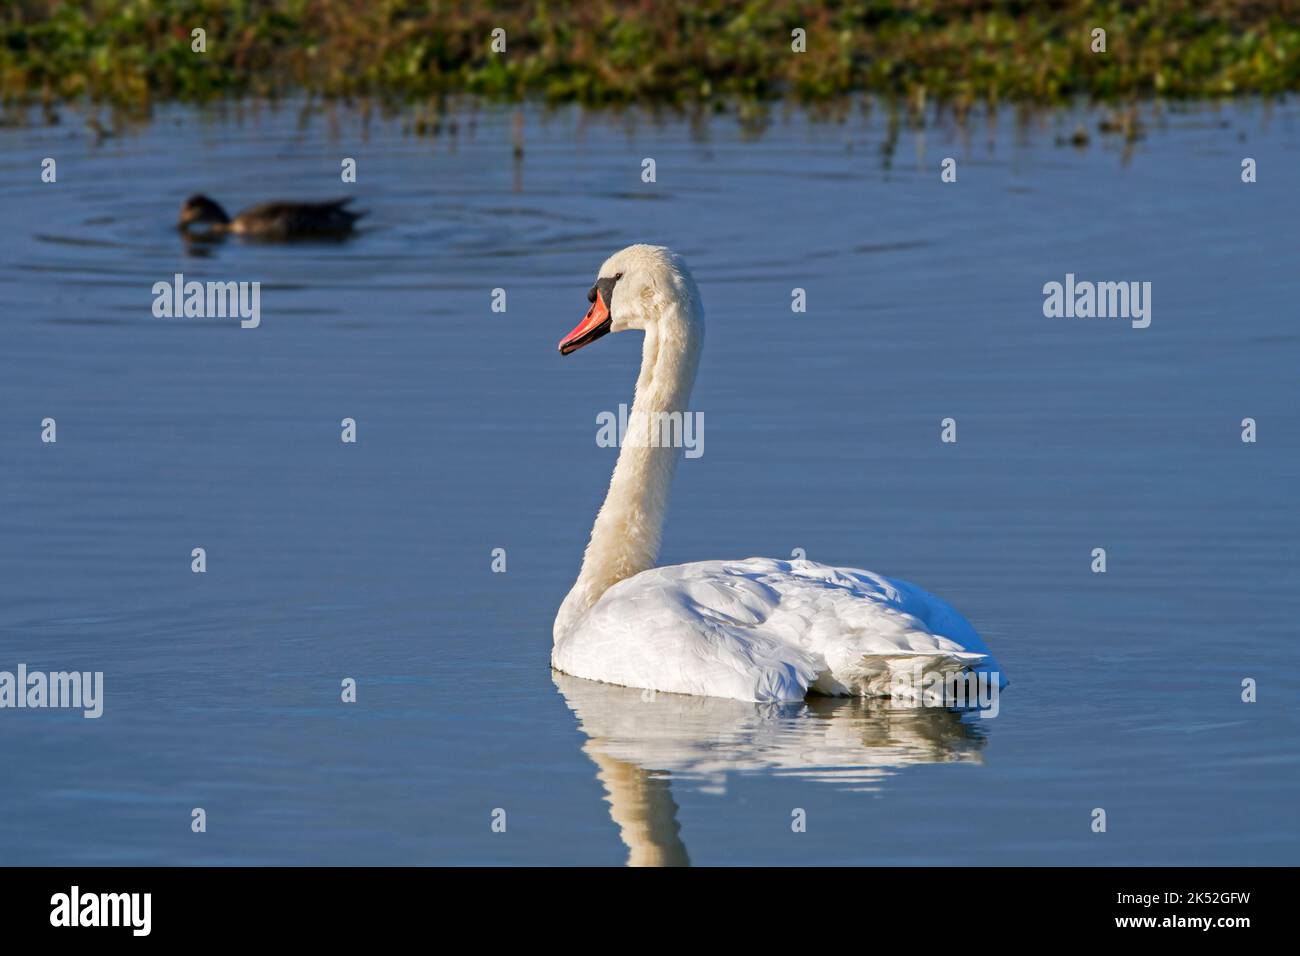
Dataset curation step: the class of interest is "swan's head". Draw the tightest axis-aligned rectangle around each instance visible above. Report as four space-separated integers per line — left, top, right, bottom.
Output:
559 244 701 355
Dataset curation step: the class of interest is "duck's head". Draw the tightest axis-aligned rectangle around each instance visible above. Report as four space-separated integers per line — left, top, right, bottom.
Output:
559 244 702 355
177 194 230 231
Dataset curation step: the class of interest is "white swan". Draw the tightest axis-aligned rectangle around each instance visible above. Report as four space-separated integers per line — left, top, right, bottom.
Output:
553 245 1004 703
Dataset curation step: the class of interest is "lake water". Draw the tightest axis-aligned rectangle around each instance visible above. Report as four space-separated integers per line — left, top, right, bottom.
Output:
1 99 1296 865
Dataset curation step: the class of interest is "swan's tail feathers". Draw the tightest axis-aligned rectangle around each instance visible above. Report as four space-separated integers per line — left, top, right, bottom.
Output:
818 651 988 700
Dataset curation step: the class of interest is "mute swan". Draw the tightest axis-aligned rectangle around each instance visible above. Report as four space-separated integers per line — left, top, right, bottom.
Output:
553 245 1004 703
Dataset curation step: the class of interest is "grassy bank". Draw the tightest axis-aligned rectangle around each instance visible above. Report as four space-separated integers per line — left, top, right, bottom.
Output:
3 1 1298 111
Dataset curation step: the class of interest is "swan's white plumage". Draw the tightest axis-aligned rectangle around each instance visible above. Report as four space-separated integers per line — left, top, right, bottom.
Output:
553 245 1003 704
554 556 996 702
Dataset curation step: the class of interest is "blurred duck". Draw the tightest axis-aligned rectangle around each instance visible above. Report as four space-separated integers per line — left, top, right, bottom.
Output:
177 194 365 239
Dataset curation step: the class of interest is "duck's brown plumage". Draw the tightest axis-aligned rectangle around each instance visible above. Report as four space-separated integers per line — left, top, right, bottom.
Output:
178 194 365 240
228 199 364 238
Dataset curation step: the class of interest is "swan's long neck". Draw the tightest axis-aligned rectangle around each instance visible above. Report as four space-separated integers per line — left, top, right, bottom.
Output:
555 294 702 640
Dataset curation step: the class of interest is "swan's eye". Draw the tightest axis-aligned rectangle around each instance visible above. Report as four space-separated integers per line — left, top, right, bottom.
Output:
614 272 624 281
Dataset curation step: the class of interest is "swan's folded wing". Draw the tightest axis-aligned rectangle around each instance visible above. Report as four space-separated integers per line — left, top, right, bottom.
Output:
552 562 821 702
553 558 996 703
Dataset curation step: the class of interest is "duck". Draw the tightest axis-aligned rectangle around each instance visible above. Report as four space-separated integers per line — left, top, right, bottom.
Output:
177 194 365 239
552 244 1005 704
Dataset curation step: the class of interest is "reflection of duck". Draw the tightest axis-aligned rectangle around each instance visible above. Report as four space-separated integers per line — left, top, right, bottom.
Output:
553 245 1005 702
555 671 989 866
177 194 365 239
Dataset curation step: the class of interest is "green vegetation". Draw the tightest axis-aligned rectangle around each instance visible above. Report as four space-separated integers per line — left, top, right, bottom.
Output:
3 1 1297 111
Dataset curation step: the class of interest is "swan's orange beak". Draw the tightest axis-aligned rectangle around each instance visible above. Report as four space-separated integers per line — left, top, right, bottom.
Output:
559 286 612 355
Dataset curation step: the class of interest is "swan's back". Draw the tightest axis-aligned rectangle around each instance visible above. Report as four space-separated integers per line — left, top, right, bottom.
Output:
552 557 1002 703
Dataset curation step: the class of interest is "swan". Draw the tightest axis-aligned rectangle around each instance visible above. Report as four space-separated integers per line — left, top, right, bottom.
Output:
553 244 1004 703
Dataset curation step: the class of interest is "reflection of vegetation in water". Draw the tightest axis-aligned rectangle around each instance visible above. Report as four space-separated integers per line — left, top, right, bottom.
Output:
3 1 1298 112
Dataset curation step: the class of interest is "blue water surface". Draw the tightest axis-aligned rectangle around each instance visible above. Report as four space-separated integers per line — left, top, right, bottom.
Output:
0 99 1296 864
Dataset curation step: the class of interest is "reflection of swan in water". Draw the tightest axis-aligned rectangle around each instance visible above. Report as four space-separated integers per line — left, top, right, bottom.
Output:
586 749 691 867
554 671 991 866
